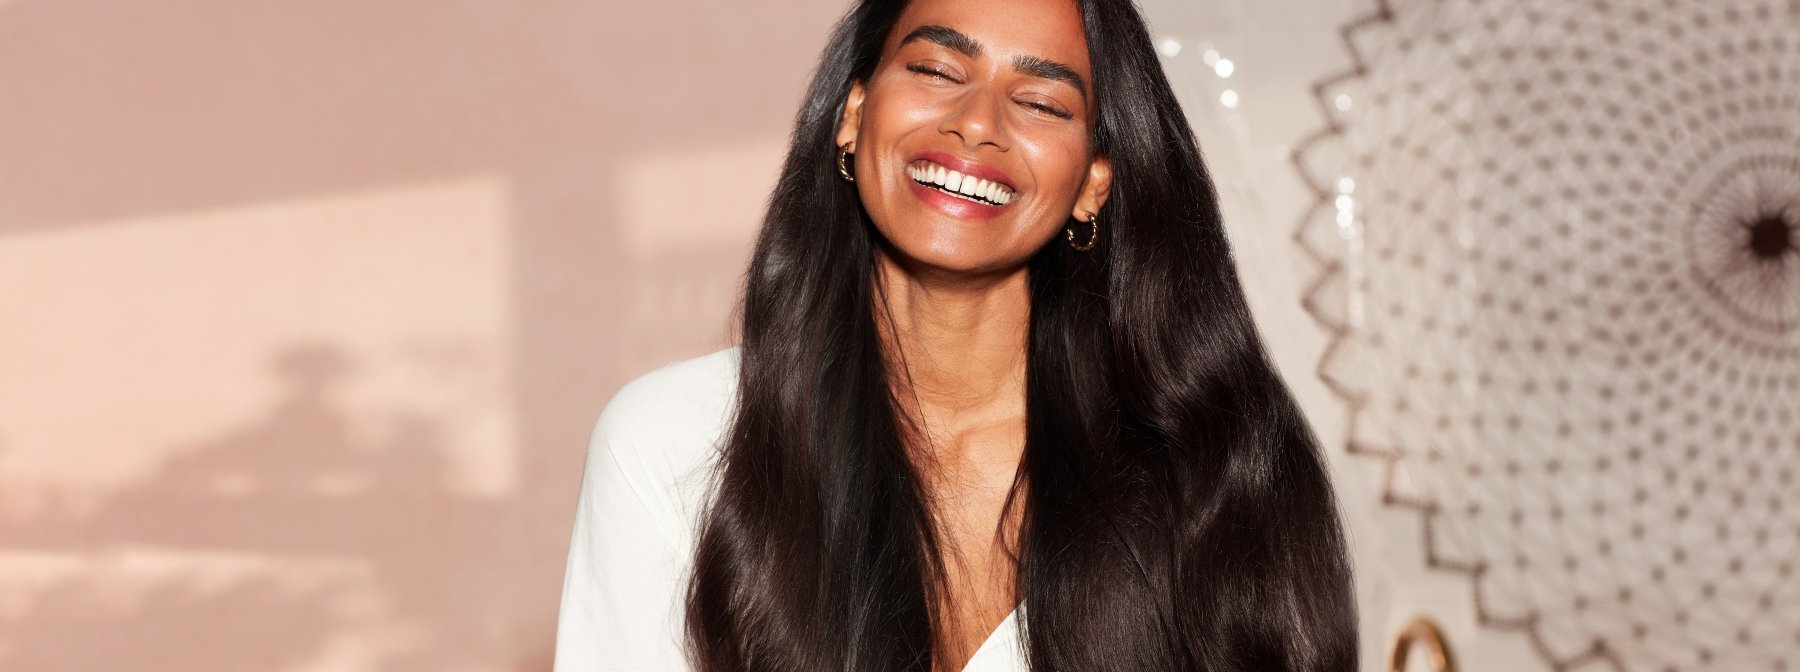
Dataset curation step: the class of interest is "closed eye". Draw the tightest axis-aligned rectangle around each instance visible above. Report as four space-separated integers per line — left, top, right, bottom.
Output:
905 63 958 83
905 62 1072 120
1023 101 1073 119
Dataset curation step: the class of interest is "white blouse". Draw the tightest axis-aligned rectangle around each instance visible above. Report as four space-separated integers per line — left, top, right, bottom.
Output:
554 345 1027 671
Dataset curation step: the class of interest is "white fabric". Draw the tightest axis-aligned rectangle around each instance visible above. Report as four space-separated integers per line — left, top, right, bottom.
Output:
554 345 1027 671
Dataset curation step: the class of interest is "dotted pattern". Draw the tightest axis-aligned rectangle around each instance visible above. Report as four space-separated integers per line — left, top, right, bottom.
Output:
1289 1 1800 670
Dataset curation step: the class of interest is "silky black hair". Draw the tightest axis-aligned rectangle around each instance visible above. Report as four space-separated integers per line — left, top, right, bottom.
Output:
684 0 1358 669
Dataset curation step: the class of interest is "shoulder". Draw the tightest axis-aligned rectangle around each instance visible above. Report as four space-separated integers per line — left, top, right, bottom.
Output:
585 345 741 543
594 344 740 445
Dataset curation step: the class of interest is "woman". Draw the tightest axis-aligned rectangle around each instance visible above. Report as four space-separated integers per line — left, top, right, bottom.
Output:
556 0 1358 669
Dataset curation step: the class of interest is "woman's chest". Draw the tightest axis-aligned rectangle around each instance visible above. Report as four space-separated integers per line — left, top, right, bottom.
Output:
925 458 1027 671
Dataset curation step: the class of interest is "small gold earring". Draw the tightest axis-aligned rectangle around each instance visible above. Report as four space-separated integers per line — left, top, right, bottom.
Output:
836 142 856 182
1067 212 1099 252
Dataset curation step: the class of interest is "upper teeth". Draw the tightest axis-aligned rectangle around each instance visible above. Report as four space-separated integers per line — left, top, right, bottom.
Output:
907 161 1014 205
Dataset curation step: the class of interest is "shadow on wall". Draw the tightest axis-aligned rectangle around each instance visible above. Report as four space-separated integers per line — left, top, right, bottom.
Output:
0 0 845 669
0 344 547 672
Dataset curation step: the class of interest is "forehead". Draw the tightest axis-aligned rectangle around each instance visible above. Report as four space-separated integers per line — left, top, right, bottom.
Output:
883 0 1091 76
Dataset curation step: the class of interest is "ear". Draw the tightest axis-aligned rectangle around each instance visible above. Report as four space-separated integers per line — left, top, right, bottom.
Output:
1073 154 1112 220
835 80 867 150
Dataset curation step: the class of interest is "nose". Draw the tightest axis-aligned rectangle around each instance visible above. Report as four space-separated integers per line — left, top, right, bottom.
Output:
939 88 1010 151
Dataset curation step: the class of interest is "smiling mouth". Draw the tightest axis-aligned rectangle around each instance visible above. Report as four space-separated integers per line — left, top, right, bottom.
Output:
906 160 1015 206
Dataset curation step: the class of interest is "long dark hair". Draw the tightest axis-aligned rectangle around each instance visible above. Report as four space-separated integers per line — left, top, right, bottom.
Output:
685 0 1357 669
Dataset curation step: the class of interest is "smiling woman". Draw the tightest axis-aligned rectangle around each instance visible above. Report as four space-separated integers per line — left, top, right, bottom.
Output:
838 10 1111 273
554 0 1358 671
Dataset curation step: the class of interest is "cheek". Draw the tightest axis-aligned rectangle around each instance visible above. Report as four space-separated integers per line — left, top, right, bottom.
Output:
860 80 941 135
850 92 917 176
1017 135 1094 209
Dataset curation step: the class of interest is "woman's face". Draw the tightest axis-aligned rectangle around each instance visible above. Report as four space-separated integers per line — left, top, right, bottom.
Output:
836 0 1111 276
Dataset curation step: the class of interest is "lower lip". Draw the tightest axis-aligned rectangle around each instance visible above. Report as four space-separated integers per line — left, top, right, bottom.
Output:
906 178 1010 220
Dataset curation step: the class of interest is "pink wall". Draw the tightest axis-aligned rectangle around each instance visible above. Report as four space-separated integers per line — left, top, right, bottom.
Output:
0 1 843 669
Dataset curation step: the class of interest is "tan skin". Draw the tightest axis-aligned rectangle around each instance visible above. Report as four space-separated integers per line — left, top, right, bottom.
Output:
832 0 1111 668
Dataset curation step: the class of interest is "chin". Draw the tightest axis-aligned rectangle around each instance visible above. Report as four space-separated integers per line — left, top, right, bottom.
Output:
881 230 1028 277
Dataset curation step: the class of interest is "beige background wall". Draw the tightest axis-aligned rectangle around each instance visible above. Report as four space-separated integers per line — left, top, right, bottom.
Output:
0 1 1535 670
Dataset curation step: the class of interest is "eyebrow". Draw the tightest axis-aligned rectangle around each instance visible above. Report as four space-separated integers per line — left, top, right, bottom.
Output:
897 24 1088 100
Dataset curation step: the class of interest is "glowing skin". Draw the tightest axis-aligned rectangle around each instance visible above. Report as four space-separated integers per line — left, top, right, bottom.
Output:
831 1 1112 670
836 1 1111 276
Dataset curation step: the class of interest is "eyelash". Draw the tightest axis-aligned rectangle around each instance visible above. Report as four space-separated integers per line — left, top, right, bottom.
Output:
1027 102 1075 120
906 63 958 82
904 64 1074 120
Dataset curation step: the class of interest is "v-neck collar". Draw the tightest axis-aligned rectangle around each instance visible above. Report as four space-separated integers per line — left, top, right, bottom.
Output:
959 603 1026 671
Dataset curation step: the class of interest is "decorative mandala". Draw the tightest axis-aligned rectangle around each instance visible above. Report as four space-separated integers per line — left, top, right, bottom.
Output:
1289 1 1800 670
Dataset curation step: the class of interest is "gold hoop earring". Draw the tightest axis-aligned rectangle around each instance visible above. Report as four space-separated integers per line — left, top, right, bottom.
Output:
1067 213 1099 252
836 142 856 182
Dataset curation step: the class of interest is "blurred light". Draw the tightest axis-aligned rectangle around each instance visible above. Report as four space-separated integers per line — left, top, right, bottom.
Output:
1220 89 1239 109
1213 58 1235 78
1337 209 1355 229
1338 177 1356 194
1159 38 1183 57
1335 194 1355 212
1202 49 1220 66
1335 94 1353 111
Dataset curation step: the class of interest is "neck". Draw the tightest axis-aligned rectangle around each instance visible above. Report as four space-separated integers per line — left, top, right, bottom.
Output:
872 247 1030 453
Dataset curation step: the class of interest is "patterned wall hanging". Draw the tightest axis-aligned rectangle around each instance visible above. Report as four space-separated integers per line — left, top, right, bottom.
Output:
1289 1 1800 670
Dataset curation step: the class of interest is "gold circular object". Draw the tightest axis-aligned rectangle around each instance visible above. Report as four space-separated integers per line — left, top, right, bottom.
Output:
836 143 855 183
1067 214 1099 252
1388 616 1457 672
